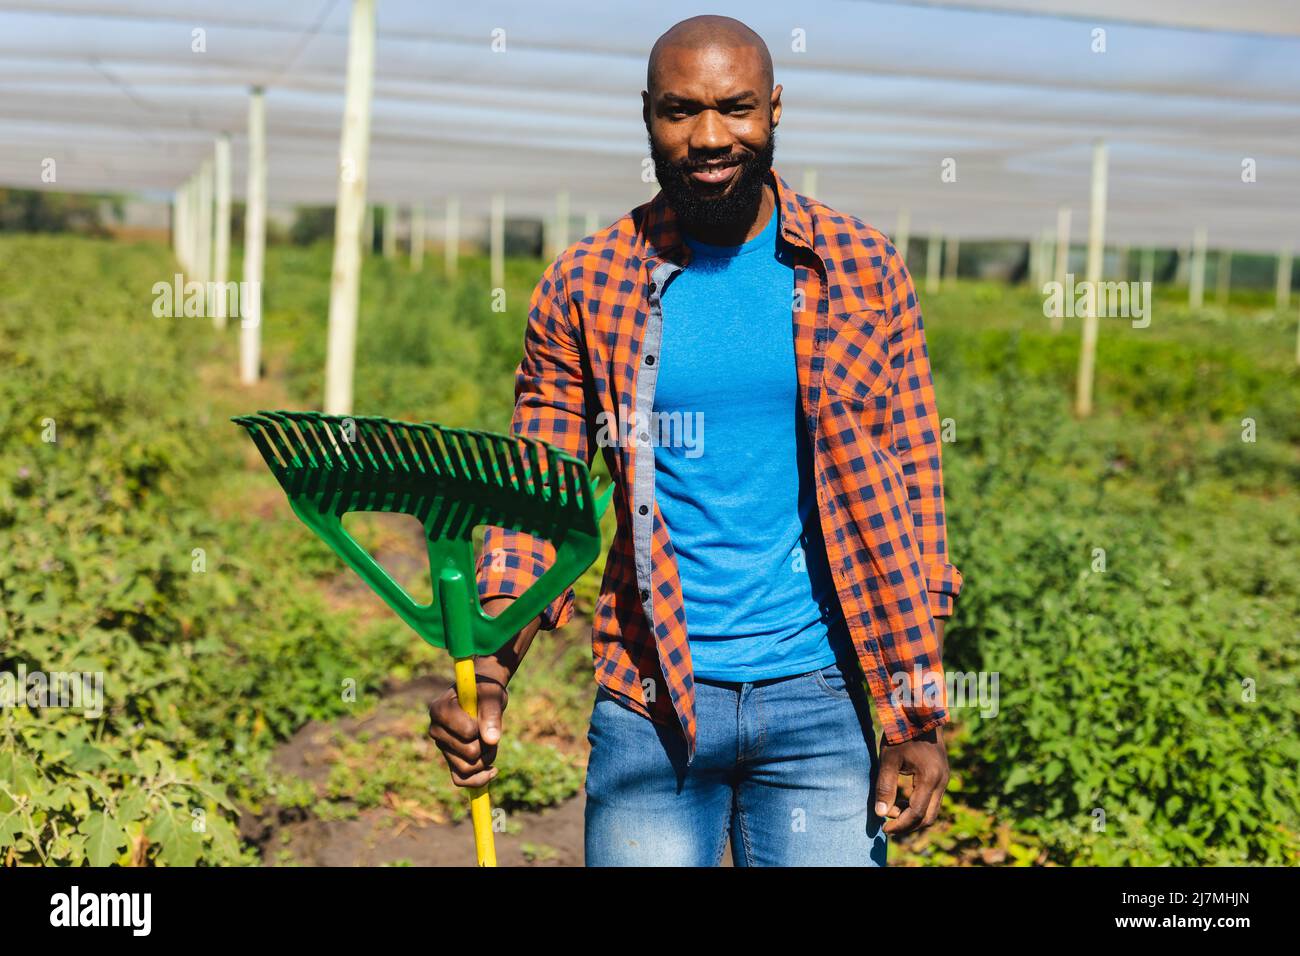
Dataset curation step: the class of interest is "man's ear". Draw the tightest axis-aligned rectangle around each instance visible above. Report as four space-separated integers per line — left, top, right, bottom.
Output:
770 83 783 129
642 90 651 130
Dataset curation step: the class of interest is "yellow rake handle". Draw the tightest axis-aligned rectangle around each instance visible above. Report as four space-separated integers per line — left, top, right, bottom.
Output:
454 656 497 867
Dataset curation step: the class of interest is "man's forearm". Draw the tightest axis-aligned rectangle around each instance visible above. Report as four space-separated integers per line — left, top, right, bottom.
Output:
477 596 543 686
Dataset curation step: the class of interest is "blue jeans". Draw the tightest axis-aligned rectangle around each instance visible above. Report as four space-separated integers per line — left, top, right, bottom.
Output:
583 658 888 866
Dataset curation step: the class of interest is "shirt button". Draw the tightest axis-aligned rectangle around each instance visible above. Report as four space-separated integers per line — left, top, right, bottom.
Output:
640 588 650 601
638 504 649 515
645 354 655 365
638 433 650 443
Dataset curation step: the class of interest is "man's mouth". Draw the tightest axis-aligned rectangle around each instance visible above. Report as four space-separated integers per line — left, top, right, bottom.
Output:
687 159 742 186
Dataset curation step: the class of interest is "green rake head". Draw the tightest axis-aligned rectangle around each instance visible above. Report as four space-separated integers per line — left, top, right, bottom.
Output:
232 410 613 659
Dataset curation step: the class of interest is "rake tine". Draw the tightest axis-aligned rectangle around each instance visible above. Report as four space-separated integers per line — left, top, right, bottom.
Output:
449 430 487 484
376 419 409 471
545 444 563 508
502 436 529 496
472 432 505 488
370 419 404 470
443 429 477 482
410 424 446 478
295 412 339 465
353 418 388 471
257 413 301 473
241 418 288 475
563 459 584 512
266 412 317 475
279 417 325 498
293 414 343 501
522 438 545 500
284 412 328 470
465 431 499 487
390 422 424 474
424 425 460 479
488 434 519 492
326 415 365 471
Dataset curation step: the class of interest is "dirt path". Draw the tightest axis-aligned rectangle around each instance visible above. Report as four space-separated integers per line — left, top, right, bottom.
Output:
260 673 588 867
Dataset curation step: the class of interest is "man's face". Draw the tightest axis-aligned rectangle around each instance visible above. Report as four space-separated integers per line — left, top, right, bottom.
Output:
643 45 781 234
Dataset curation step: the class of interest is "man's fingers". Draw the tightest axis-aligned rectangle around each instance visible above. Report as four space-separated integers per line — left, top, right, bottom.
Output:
428 682 510 789
923 772 948 826
874 743 902 819
476 682 508 747
883 802 924 835
884 776 936 835
450 766 500 789
429 693 478 743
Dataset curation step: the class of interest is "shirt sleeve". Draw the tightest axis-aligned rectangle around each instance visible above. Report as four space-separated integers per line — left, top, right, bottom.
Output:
883 243 963 618
474 262 591 630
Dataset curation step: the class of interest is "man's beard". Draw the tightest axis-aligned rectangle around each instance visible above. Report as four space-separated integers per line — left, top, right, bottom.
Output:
649 129 776 236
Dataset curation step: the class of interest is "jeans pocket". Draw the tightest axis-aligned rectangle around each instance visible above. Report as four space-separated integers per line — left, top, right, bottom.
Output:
813 661 853 700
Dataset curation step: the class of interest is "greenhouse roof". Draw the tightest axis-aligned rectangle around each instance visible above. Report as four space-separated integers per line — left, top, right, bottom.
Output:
1 0 1297 251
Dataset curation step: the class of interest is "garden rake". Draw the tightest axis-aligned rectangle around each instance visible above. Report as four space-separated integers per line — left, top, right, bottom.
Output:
232 410 612 866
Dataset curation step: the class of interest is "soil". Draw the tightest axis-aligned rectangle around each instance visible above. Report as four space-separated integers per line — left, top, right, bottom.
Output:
257 674 589 867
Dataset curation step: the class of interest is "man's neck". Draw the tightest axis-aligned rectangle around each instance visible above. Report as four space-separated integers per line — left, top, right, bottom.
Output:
681 181 776 248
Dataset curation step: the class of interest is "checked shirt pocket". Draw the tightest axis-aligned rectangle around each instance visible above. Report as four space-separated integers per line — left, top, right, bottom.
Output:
822 308 893 403
821 308 894 445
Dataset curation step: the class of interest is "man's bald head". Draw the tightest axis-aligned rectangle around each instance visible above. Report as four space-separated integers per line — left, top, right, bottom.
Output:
646 15 773 96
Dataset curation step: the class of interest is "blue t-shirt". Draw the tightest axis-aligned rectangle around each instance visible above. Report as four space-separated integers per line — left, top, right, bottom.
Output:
652 191 851 681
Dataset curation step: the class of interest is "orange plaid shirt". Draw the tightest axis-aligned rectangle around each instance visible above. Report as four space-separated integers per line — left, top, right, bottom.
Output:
477 167 962 762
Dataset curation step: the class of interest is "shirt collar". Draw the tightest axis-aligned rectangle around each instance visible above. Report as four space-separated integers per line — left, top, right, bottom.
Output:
639 165 814 266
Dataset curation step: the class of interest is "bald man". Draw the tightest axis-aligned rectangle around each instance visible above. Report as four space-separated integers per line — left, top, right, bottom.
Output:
431 14 963 867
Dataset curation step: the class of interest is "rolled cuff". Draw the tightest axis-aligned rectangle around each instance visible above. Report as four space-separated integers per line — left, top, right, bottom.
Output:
926 560 963 617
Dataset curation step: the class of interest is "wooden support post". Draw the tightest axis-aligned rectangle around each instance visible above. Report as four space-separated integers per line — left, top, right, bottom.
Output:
1075 140 1108 418
444 196 459 277
926 234 941 296
1277 245 1293 311
323 0 376 416
894 208 910 264
1216 249 1232 306
944 236 960 285
1140 247 1155 289
1189 226 1207 309
241 87 267 385
382 202 398 259
554 190 569 257
176 177 188 272
410 204 425 271
801 168 817 198
196 158 214 283
585 208 598 237
212 134 233 329
490 192 505 289
1053 206 1072 332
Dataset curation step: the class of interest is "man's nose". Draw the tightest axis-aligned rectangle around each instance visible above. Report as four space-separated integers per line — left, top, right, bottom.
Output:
689 108 732 153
